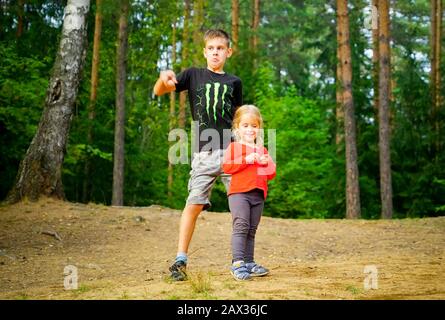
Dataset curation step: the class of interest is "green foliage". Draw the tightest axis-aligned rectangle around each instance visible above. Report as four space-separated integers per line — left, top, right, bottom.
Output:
255 67 335 218
1 0 444 218
0 43 51 197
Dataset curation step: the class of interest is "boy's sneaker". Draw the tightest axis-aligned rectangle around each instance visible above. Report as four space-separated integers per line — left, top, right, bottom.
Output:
245 262 269 277
169 260 187 281
230 261 252 281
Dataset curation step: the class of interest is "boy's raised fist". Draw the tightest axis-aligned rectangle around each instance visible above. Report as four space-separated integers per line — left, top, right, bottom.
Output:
160 70 177 89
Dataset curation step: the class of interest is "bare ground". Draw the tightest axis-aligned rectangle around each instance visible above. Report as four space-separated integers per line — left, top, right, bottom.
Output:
0 198 444 300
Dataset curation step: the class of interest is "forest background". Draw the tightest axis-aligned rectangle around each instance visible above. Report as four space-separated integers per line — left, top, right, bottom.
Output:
1 0 444 220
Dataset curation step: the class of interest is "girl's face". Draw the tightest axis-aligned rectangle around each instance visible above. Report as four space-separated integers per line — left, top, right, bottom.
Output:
237 113 260 144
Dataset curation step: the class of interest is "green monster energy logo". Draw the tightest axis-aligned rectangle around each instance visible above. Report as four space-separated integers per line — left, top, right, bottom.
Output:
204 82 228 122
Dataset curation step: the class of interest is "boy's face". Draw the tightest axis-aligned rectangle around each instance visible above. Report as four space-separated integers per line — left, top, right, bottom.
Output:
203 37 232 73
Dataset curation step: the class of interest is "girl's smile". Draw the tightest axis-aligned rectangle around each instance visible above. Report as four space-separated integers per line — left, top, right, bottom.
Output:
238 114 260 145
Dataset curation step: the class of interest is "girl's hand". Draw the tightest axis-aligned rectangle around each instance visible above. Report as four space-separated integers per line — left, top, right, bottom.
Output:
259 154 269 165
245 152 260 164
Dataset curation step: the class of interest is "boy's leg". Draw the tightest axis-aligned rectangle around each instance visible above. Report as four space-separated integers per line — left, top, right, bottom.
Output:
169 204 204 281
169 151 219 281
177 203 205 254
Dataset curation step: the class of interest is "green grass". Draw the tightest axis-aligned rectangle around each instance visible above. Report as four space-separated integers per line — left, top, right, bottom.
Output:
14 293 29 300
346 285 363 295
189 272 213 295
70 284 91 296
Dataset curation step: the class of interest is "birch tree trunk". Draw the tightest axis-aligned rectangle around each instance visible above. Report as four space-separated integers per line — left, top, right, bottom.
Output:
378 0 393 219
6 0 90 204
112 0 129 206
337 0 361 219
83 0 103 203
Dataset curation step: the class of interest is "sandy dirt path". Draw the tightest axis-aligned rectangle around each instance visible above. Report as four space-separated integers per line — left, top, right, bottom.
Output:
0 198 444 300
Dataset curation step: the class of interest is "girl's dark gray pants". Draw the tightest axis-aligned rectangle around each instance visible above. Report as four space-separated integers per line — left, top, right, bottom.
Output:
228 189 264 263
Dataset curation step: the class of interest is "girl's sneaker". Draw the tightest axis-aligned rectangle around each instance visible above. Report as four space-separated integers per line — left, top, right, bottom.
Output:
245 262 269 277
230 261 252 281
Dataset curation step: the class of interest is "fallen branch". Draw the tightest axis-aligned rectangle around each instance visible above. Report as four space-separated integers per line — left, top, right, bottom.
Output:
41 230 62 241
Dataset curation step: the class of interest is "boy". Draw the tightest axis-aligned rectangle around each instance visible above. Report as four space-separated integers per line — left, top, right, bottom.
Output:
153 29 243 281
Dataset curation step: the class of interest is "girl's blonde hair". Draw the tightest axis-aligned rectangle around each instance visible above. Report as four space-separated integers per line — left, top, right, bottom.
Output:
232 104 264 145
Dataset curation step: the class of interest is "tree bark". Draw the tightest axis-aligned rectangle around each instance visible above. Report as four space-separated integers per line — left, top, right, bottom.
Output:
192 0 204 66
335 1 344 149
251 0 260 68
337 0 361 219
6 0 91 204
431 0 442 157
112 0 129 206
231 0 239 55
83 0 103 203
372 0 379 122
168 20 177 199
179 0 191 129
16 0 25 38
378 0 393 219
431 0 437 110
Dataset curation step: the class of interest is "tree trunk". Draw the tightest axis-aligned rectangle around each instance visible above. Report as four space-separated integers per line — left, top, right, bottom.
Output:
335 2 344 149
337 0 361 219
168 20 177 199
192 0 204 66
435 0 442 155
251 0 260 67
431 0 442 157
378 0 393 219
16 0 25 38
112 0 129 206
83 0 103 203
372 0 379 122
231 0 239 55
431 0 437 110
179 0 190 129
6 0 90 204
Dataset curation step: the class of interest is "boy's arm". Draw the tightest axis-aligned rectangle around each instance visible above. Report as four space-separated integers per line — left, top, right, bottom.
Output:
153 70 177 96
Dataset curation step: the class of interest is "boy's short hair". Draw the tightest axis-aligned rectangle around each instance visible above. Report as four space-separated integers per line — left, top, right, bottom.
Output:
204 29 231 47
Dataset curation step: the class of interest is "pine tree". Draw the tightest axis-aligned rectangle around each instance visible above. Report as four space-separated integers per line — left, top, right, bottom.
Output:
337 0 361 218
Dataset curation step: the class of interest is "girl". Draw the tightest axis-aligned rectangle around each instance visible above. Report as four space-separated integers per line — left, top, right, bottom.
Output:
222 105 276 281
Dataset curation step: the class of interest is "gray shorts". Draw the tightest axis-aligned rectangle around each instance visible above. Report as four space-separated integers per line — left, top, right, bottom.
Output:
186 149 231 210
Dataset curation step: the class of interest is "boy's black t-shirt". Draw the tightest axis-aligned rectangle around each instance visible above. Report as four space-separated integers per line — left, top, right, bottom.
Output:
175 67 243 152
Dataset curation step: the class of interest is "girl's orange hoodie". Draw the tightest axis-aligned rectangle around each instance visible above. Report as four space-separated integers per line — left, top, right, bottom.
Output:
222 142 276 199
